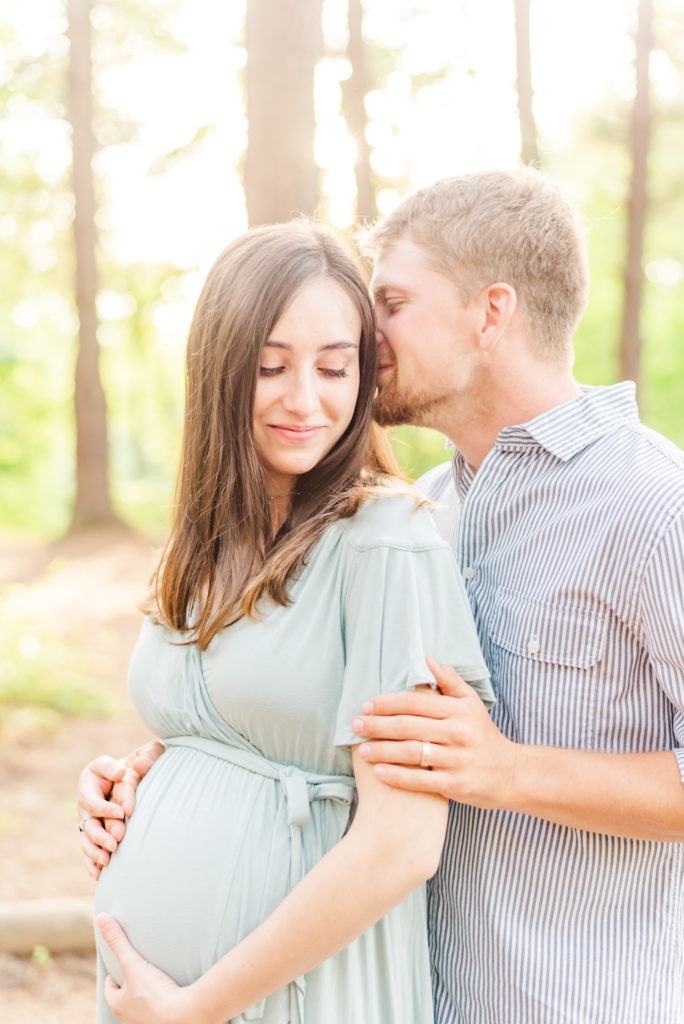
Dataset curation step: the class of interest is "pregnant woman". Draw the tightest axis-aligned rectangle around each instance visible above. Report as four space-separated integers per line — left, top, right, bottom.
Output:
91 220 493 1024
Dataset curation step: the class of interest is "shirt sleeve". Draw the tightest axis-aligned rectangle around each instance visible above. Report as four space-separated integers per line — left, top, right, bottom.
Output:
334 530 493 747
639 508 684 785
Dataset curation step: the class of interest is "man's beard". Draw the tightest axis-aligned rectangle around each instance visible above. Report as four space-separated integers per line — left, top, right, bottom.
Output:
373 376 446 428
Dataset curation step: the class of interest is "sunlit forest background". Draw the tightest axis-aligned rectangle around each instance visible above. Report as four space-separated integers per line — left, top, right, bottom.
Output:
2 0 683 540
0 4 682 1007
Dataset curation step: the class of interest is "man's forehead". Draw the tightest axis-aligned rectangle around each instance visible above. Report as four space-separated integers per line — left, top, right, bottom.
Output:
371 239 427 294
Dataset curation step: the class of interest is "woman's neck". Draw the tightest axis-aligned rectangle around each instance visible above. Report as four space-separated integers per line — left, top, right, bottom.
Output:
267 493 291 533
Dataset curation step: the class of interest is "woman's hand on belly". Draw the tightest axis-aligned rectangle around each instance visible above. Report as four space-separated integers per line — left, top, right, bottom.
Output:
98 913 204 1024
79 741 165 879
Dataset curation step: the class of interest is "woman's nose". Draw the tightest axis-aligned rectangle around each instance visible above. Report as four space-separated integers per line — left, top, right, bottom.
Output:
283 370 318 415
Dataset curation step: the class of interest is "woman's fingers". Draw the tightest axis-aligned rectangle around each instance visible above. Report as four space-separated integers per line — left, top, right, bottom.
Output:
82 830 112 866
78 758 127 822
98 913 129 953
79 813 123 876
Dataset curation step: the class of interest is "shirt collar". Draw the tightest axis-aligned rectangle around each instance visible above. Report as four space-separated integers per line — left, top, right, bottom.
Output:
452 382 639 484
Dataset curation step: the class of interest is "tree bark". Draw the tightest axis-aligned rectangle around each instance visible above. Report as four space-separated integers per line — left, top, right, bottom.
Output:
67 0 118 529
514 0 539 166
619 0 653 393
244 0 323 226
342 0 376 222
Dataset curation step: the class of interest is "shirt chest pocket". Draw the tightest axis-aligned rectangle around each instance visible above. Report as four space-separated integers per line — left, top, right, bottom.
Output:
487 588 607 747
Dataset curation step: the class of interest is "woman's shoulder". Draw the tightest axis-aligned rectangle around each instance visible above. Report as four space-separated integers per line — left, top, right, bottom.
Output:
337 491 447 554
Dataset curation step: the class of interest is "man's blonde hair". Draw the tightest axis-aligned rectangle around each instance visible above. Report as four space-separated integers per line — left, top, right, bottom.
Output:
367 168 589 360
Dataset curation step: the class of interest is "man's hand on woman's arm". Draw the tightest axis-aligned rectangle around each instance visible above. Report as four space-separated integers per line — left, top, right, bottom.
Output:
354 658 684 842
78 741 165 880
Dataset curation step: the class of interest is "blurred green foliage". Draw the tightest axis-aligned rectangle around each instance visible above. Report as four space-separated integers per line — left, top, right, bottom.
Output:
1 1 682 543
0 608 116 731
391 426 452 482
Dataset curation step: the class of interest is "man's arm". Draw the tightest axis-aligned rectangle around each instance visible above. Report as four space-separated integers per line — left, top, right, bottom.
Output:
353 658 684 842
78 741 165 879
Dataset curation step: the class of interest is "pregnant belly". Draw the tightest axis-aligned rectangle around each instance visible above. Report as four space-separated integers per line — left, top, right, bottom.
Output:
94 744 295 987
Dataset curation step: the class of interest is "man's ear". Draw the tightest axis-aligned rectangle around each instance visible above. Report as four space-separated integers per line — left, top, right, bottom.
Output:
478 282 517 352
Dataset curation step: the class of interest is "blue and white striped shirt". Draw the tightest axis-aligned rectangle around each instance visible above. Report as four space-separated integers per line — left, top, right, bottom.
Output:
419 383 684 1024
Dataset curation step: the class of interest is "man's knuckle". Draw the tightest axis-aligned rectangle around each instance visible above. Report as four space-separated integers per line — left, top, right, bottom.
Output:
445 720 461 744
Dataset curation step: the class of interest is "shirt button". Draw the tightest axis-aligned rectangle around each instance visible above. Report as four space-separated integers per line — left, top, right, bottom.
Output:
527 638 540 655
462 566 474 580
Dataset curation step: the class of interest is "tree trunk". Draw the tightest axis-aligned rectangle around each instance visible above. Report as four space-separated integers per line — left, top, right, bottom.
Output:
342 0 376 222
244 0 323 226
67 0 118 530
619 0 653 393
514 0 539 166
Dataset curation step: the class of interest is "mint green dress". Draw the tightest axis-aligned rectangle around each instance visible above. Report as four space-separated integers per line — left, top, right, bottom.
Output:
94 495 493 1024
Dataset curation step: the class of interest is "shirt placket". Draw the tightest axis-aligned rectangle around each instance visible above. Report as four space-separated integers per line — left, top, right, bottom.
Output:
455 446 523 629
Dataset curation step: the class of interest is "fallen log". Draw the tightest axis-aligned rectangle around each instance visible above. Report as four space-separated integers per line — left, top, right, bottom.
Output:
0 898 94 954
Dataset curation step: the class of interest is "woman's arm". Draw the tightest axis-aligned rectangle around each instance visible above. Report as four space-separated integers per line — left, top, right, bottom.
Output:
100 740 448 1024
79 741 165 879
354 661 684 841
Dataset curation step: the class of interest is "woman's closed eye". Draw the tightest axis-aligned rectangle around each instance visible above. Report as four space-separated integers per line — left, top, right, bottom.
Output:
259 365 349 379
320 367 348 378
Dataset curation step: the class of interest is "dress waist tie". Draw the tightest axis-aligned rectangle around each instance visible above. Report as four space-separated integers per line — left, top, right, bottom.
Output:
165 735 357 1024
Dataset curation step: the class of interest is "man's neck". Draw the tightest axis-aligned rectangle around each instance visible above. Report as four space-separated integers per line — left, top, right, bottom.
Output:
438 369 582 472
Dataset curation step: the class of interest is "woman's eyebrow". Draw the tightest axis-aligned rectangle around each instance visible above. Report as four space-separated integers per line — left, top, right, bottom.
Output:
263 340 359 352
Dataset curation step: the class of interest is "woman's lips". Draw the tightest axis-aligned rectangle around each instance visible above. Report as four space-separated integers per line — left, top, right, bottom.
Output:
269 425 324 443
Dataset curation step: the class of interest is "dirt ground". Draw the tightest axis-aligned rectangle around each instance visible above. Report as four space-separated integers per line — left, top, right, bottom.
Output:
0 529 160 1024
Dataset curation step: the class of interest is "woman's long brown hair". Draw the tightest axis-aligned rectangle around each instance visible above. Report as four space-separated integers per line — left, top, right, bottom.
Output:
150 221 403 649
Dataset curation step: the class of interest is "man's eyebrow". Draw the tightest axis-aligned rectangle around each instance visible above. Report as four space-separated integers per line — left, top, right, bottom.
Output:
262 340 358 351
372 282 407 301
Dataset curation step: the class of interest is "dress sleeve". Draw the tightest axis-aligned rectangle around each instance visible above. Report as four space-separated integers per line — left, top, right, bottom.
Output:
334 532 493 746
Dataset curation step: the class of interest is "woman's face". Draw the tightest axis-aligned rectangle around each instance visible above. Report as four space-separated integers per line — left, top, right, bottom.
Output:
253 276 362 499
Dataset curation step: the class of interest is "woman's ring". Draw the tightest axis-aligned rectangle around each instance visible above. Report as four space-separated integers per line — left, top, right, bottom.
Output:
420 741 432 769
78 816 93 833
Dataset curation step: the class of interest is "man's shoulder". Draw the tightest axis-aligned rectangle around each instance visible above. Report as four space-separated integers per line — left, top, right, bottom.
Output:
413 460 461 546
613 421 684 501
414 459 455 499
633 422 684 472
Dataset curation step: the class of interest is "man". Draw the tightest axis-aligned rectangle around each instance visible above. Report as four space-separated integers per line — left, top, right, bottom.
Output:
80 169 684 1021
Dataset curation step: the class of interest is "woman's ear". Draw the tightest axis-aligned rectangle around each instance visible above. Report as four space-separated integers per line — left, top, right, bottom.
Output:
478 282 517 352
